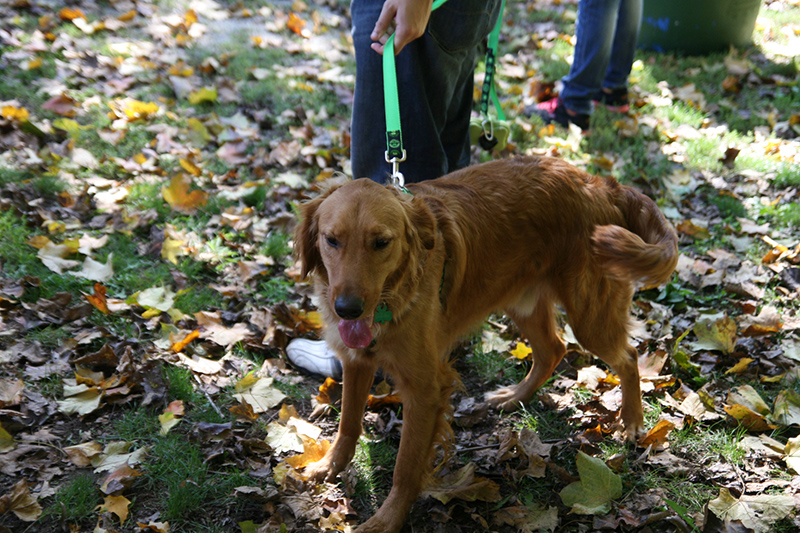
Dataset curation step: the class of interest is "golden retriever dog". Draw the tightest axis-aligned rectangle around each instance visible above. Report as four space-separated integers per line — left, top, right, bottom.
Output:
294 156 678 532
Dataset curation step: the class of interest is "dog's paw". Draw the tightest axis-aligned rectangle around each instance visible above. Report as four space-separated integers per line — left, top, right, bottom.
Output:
355 513 403 533
304 457 340 483
485 387 526 412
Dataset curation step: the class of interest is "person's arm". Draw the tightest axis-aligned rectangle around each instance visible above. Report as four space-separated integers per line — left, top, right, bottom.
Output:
370 0 434 55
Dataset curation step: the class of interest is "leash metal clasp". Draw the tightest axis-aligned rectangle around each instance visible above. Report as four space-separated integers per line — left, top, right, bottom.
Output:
482 118 495 141
385 149 407 189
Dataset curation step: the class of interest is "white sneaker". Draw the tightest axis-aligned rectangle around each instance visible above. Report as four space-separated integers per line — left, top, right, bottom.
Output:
286 339 343 380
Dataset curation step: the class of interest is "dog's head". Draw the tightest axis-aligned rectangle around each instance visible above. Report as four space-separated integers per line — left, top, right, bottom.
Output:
295 179 435 349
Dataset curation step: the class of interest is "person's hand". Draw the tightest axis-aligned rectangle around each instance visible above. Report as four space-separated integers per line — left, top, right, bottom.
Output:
370 0 433 55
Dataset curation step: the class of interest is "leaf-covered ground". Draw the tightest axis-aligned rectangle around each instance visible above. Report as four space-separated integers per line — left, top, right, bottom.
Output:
1 0 800 532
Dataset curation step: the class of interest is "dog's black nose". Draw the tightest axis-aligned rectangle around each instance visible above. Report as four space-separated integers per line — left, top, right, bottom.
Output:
334 296 364 320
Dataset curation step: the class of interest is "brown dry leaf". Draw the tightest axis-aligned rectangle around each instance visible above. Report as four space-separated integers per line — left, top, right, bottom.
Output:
721 75 742 93
64 441 104 466
0 480 42 522
162 174 208 214
0 378 24 407
676 219 711 240
42 93 77 116
740 305 782 337
136 521 170 532
493 504 558 532
422 463 501 505
100 465 143 495
229 400 259 422
194 311 251 347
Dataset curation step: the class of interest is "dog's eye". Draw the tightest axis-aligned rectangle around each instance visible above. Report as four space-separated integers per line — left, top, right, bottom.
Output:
374 238 391 250
325 236 339 248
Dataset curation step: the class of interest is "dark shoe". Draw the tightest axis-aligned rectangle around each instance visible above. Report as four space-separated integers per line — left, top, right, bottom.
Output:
594 87 630 113
523 97 590 131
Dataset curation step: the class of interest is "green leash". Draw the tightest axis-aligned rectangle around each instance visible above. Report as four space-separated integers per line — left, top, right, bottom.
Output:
382 0 505 188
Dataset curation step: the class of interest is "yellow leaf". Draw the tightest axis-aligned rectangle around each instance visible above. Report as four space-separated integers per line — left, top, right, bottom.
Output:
179 158 202 177
58 7 86 20
188 87 217 104
25 57 43 70
141 307 162 319
99 494 131 524
161 237 184 264
726 357 754 374
1 105 30 123
0 422 14 453
511 342 532 360
279 404 300 422
285 436 330 469
162 174 208 214
235 372 260 393
27 235 52 249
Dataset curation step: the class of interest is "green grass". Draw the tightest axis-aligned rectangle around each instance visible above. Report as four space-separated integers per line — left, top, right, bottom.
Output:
41 473 101 527
468 347 528 388
144 432 259 526
352 437 398 511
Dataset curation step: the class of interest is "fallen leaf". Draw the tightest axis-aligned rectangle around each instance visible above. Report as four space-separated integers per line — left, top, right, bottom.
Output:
233 376 286 413
285 436 330 469
708 487 793 532
559 451 622 515
691 315 737 354
422 463 501 504
0 480 42 522
511 342 532 360
162 174 208 214
98 494 131 524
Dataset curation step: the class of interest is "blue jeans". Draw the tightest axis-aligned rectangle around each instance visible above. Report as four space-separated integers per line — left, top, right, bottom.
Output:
350 0 501 183
560 0 642 115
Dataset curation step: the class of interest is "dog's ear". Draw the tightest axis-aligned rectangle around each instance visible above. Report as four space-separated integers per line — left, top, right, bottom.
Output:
405 196 436 250
294 189 335 279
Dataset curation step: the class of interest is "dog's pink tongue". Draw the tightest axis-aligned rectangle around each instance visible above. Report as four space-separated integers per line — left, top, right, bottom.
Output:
338 319 373 349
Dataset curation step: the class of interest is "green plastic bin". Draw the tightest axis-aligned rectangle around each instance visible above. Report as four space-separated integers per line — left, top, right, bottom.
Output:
639 0 762 55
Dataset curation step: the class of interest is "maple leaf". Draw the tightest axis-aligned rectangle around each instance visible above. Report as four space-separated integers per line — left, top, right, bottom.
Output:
162 174 208 214
285 436 330 469
559 451 622 515
98 494 131 524
100 465 143 495
84 283 110 314
233 375 286 413
287 13 307 36
708 488 793 532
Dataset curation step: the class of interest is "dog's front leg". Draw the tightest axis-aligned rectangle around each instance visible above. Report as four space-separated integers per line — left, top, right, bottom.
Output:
357 383 441 533
305 358 376 482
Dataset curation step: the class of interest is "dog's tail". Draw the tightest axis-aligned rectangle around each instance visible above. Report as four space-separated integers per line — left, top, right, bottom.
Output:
591 189 678 288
